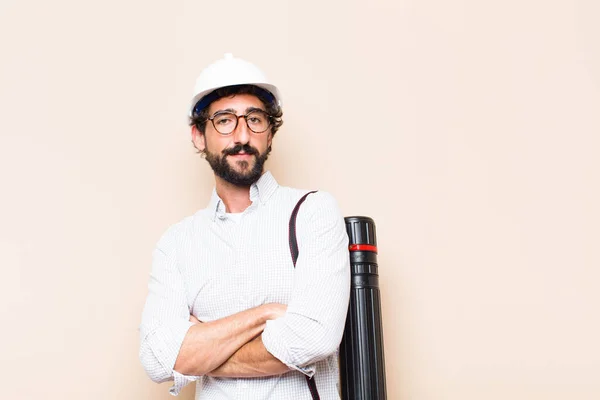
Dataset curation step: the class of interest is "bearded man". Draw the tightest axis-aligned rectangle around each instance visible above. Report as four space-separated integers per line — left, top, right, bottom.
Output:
139 54 350 400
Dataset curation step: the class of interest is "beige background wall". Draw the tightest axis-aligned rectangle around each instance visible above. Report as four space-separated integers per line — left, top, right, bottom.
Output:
1 0 599 399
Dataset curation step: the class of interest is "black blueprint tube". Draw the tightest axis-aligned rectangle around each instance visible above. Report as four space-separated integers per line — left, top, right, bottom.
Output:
339 216 387 400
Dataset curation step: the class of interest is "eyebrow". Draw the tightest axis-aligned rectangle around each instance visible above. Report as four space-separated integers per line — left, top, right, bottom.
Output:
212 107 267 116
245 106 266 114
212 108 237 115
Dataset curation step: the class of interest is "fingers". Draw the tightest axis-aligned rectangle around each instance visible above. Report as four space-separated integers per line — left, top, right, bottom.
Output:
264 303 288 320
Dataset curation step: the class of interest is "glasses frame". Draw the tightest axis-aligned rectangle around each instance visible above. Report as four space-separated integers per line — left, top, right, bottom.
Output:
206 109 273 135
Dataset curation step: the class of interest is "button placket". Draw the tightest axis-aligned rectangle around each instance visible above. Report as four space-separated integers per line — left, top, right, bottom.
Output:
235 212 254 307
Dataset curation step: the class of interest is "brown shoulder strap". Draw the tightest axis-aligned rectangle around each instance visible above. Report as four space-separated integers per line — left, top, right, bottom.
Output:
288 191 318 267
287 190 320 400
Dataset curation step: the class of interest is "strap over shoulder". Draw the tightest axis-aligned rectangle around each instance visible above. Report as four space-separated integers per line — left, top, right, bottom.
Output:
288 191 318 267
286 190 321 400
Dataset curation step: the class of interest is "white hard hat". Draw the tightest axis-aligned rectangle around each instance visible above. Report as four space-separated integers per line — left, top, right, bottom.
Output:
189 53 282 116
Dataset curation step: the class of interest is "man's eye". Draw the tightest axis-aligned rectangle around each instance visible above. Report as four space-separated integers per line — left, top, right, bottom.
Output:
248 117 261 124
216 117 233 125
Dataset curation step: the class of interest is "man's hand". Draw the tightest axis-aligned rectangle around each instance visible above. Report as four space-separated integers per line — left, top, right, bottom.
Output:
262 303 287 321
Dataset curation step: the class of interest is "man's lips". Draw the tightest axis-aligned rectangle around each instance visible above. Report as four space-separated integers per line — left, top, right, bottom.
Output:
228 152 254 157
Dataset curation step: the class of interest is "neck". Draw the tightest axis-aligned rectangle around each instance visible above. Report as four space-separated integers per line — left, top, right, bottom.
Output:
214 176 253 213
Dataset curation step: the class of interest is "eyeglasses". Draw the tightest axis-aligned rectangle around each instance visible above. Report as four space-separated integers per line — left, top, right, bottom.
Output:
206 109 272 135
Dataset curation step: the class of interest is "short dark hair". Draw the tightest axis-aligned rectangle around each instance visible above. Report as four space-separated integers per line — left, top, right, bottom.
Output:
189 85 283 136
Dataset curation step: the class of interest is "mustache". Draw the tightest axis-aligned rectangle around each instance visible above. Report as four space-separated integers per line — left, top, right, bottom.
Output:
222 144 259 156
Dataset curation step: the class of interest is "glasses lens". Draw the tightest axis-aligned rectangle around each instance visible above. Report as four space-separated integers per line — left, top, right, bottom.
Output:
212 112 237 134
246 111 270 133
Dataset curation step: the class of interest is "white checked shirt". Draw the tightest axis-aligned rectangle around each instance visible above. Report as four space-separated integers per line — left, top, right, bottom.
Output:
139 172 351 399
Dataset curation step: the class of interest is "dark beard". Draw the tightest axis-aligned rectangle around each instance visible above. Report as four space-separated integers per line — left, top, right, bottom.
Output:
205 143 269 186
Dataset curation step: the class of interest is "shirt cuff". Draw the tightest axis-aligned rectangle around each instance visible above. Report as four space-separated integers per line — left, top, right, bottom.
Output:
169 371 200 396
145 319 197 383
262 319 316 378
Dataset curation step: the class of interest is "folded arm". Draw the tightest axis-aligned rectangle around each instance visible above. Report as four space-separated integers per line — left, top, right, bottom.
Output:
187 315 290 378
140 192 350 389
207 335 290 378
174 303 287 376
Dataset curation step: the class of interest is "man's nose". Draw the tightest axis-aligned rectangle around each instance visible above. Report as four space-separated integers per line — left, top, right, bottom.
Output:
232 116 250 144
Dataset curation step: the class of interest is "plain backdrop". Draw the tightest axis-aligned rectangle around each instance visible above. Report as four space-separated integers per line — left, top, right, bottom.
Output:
1 0 599 399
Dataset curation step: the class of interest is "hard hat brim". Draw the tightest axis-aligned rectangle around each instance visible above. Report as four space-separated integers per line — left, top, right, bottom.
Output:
188 83 282 117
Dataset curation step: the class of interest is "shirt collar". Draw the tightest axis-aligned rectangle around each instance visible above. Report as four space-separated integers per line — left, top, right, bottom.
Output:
207 171 279 221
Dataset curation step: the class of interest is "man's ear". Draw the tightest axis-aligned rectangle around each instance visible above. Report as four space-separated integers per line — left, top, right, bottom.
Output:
191 125 206 153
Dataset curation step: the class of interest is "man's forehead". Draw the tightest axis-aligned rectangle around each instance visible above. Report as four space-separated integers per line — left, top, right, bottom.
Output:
208 94 265 114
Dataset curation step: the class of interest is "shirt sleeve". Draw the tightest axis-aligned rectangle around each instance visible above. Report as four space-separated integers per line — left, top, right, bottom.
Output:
262 191 351 374
139 231 200 396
